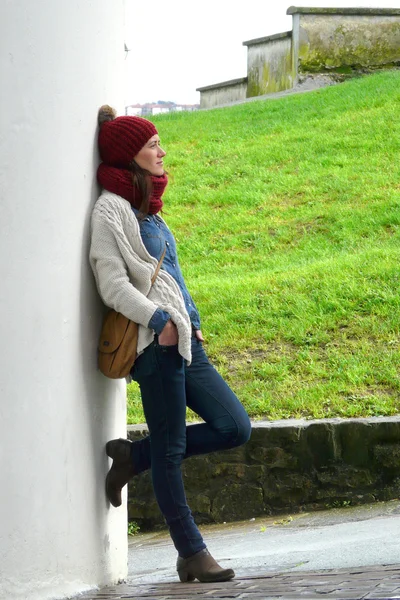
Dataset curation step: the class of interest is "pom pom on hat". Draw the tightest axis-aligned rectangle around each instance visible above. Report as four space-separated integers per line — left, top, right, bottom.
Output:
98 105 117 126
97 105 158 168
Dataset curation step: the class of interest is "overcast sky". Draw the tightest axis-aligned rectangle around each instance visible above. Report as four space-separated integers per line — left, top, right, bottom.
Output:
124 0 400 106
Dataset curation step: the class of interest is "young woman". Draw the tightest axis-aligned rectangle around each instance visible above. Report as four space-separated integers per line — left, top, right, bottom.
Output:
90 105 251 583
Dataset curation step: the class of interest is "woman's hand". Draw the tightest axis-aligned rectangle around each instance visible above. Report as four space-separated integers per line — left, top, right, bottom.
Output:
195 329 204 342
158 320 179 346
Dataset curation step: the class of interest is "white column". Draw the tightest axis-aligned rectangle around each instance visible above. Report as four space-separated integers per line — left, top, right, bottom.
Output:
0 1 128 598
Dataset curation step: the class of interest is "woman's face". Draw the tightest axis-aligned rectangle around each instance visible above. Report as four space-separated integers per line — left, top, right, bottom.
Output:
134 134 166 176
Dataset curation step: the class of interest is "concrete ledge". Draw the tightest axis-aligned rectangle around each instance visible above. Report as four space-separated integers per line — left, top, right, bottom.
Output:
128 417 400 530
196 77 248 92
243 31 292 47
287 6 400 16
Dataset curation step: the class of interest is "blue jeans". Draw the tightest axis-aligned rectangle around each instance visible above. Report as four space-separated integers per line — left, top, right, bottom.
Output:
130 335 251 559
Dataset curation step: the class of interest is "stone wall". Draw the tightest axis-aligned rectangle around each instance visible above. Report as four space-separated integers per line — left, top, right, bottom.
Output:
128 417 400 530
288 7 400 73
244 32 294 97
197 7 400 109
197 78 248 109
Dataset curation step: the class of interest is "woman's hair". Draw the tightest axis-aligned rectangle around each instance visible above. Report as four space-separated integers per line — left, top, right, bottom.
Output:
129 160 153 219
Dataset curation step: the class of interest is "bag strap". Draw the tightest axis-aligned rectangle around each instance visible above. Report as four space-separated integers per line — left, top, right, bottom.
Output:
150 245 167 286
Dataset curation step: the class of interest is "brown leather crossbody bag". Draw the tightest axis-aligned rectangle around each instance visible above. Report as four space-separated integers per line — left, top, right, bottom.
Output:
98 248 166 379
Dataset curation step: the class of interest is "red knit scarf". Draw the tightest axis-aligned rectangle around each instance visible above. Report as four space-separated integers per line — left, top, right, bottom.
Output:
97 163 168 214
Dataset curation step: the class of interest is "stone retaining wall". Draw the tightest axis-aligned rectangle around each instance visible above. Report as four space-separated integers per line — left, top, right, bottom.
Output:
197 7 400 108
197 78 248 110
289 7 400 74
244 32 294 97
127 417 400 530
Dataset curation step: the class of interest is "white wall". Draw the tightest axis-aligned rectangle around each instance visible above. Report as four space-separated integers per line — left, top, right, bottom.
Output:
0 1 128 598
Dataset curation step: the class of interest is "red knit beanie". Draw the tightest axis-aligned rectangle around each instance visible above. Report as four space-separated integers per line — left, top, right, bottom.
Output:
97 105 158 168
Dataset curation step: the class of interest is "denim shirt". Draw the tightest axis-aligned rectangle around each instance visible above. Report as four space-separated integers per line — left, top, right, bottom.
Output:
132 208 201 334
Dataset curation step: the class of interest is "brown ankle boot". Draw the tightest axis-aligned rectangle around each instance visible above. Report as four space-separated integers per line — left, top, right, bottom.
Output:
105 438 135 508
176 548 235 583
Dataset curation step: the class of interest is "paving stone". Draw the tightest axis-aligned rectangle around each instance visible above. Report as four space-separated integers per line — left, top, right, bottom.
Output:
74 565 400 600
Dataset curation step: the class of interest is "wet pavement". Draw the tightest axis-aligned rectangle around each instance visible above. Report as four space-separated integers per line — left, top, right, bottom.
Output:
77 500 400 599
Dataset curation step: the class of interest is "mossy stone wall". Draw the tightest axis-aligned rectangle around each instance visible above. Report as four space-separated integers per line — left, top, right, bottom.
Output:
297 14 400 72
246 34 294 97
197 8 400 108
127 417 400 530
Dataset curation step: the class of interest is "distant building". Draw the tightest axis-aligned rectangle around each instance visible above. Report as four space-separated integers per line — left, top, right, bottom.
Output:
125 102 199 116
126 104 142 116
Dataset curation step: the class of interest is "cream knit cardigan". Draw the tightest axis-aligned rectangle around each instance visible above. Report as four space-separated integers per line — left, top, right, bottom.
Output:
89 191 193 363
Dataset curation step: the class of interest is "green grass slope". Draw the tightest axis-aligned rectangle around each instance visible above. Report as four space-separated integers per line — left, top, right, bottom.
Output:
128 71 400 423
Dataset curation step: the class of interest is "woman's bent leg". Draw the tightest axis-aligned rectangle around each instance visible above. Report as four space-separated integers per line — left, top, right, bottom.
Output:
131 341 206 559
184 337 251 457
130 336 251 471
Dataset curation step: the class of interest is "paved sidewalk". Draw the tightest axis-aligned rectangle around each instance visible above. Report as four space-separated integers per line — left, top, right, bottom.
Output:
78 565 400 599
76 501 400 599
